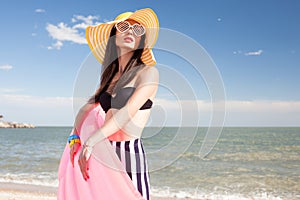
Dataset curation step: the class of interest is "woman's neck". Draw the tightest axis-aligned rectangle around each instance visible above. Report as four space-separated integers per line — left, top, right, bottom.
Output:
117 48 134 73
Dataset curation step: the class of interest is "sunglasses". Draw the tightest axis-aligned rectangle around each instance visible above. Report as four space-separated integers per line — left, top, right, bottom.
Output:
115 21 146 37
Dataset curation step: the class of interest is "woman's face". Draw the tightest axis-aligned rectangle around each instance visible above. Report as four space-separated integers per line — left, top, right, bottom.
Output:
115 19 142 52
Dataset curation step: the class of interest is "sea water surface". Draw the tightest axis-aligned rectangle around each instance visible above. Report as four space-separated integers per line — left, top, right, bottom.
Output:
0 127 299 199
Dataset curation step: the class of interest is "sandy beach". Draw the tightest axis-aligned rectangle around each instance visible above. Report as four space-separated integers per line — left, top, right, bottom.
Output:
0 182 56 200
0 182 198 200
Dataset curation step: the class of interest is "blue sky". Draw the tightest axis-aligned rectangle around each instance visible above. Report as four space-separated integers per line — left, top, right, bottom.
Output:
0 0 299 126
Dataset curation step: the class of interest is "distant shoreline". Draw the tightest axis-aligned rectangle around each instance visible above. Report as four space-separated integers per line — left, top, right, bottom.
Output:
22 126 300 128
0 120 35 128
1 124 300 129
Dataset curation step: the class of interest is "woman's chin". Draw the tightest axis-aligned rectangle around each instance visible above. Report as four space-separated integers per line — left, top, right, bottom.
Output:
119 43 138 51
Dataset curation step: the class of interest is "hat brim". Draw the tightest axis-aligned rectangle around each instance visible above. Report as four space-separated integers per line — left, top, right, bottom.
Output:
86 8 159 66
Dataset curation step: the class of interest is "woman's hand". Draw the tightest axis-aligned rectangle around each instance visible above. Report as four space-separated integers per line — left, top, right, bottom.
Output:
70 142 80 167
78 144 92 181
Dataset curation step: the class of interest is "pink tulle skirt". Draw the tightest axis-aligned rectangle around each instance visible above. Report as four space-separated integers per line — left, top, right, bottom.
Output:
57 104 144 200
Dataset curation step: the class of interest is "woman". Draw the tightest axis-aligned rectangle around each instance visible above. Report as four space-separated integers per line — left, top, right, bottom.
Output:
58 8 159 200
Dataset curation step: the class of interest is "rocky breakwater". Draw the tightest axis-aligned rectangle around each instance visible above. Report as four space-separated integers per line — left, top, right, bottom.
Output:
0 118 35 128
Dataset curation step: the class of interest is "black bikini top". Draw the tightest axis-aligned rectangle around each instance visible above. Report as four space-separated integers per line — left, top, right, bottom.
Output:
99 87 153 113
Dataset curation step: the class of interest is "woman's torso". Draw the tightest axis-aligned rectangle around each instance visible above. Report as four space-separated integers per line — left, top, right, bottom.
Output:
99 70 155 141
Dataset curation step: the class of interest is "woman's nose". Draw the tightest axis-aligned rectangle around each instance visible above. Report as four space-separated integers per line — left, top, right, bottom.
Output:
127 27 134 34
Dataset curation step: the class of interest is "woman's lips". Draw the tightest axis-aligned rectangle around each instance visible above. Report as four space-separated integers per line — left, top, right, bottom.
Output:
124 37 134 43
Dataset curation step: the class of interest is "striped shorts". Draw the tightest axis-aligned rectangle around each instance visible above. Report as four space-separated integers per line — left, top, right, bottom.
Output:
110 139 150 200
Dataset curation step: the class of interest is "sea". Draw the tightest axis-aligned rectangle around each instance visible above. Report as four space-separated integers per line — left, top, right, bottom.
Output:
0 127 299 200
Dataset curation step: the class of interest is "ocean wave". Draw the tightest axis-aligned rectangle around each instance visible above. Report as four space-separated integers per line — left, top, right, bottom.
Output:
204 151 299 162
0 172 58 187
0 173 298 200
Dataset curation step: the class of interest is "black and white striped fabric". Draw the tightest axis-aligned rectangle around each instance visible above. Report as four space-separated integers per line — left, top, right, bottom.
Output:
110 139 150 200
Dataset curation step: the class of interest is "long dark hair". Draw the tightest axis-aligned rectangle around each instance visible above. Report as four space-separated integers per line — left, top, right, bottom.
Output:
88 26 146 103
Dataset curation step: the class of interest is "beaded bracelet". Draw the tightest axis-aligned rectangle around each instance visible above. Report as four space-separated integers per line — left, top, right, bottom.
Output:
69 138 81 147
68 134 80 144
68 134 81 148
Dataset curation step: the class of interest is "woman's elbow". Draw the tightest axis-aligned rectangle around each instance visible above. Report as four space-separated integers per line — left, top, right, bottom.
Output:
79 103 93 113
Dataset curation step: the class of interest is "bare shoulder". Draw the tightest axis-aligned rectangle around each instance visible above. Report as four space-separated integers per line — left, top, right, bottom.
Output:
142 65 159 73
138 65 159 80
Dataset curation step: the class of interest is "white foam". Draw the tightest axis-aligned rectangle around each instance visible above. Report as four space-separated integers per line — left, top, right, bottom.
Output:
0 173 58 187
150 186 285 200
0 173 293 199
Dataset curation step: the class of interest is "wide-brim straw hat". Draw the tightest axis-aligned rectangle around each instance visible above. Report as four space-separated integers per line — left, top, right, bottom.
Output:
86 8 159 66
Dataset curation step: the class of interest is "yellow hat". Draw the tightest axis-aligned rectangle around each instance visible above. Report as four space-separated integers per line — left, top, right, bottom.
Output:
86 8 159 66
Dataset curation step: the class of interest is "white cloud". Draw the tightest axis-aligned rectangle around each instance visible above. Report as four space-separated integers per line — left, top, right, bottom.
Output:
233 50 243 55
245 49 263 56
1 94 299 127
0 94 75 126
224 100 300 126
0 64 13 70
72 23 91 30
0 88 23 93
46 15 100 50
47 40 63 50
71 15 99 27
152 98 300 127
35 9 45 13
226 100 300 112
46 22 87 45
103 18 112 23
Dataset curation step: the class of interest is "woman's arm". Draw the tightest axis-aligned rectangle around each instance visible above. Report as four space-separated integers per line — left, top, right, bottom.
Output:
73 102 96 135
85 66 159 146
69 102 95 167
